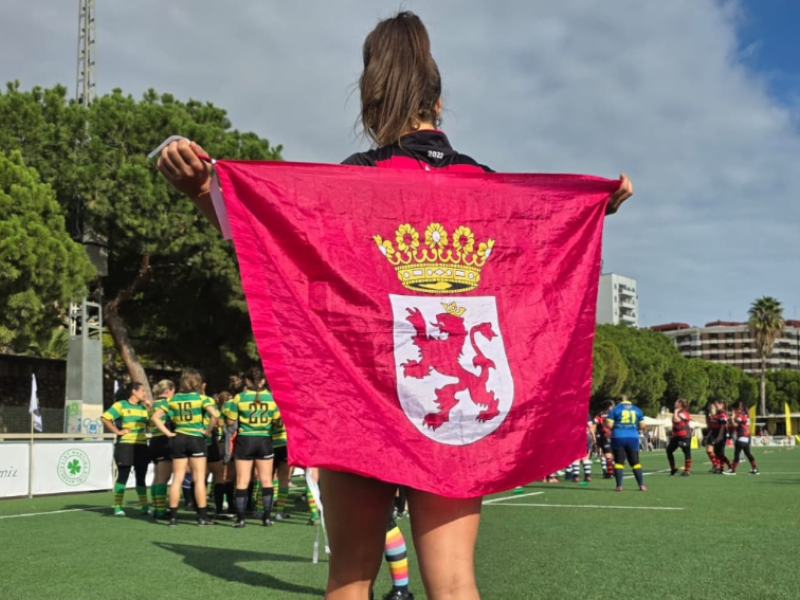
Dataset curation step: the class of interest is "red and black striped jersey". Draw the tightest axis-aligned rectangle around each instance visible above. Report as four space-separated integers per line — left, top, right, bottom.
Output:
594 412 612 439
672 409 692 437
733 412 750 438
709 410 729 435
342 130 493 173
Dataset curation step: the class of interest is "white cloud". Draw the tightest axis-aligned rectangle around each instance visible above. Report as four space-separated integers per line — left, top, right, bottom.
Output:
1 0 798 325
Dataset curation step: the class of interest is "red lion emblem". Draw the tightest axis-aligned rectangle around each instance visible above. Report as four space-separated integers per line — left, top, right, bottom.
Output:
402 307 500 430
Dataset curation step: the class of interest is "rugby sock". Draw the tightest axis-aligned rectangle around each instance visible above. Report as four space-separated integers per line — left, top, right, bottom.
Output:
394 488 407 515
136 486 148 507
720 455 731 468
113 482 126 508
169 507 178 520
606 458 614 477
731 461 739 473
307 486 319 520
224 482 235 511
667 455 676 470
214 483 225 514
749 459 758 470
273 477 279 489
197 506 209 520
632 464 644 487
706 448 718 468
582 459 592 479
684 458 692 473
248 481 259 511
385 525 410 593
261 487 275 518
235 489 249 520
155 483 168 514
275 486 289 514
614 464 624 487
565 464 573 480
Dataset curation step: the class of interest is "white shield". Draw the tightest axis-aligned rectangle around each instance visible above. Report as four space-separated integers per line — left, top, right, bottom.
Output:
390 294 514 446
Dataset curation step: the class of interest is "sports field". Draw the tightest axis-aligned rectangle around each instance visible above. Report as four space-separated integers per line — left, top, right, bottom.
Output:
1 449 798 600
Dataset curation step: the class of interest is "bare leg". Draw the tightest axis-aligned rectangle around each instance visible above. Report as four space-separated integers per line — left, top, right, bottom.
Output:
190 456 208 508
320 469 396 600
407 488 482 600
169 458 188 509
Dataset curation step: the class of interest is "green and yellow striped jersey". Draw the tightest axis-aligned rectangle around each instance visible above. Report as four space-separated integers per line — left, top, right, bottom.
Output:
149 397 171 438
167 392 217 437
271 399 287 449
222 389 281 437
202 411 221 446
102 400 148 444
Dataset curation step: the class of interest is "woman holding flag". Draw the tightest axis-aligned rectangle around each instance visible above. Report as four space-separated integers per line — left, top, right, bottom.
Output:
157 10 633 600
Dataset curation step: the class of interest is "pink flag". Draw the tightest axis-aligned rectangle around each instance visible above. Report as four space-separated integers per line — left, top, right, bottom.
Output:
215 160 616 497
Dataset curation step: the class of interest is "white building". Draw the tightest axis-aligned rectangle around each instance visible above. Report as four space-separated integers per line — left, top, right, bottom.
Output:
653 321 800 375
596 273 638 327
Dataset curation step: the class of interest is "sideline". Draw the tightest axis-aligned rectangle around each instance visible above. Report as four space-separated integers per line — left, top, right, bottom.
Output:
486 502 684 511
0 506 107 520
483 491 544 505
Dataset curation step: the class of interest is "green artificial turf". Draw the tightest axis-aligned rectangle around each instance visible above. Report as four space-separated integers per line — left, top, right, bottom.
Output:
1 449 798 599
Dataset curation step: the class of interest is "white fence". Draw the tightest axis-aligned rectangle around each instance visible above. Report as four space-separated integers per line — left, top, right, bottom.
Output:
0 434 153 499
750 435 796 448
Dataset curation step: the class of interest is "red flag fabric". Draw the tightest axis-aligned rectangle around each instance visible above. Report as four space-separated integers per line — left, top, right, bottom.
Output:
214 160 617 498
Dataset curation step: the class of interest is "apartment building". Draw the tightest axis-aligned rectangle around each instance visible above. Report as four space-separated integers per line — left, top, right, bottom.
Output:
597 273 639 327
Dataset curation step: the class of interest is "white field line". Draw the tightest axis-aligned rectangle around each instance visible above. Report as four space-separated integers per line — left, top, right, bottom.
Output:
487 503 684 511
483 491 544 505
0 506 107 520
624 469 671 479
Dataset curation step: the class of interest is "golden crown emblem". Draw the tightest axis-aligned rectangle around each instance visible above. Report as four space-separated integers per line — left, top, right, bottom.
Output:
373 223 495 293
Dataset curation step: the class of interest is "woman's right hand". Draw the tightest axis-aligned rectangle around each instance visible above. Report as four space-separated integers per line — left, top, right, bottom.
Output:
167 432 177 439
157 139 211 200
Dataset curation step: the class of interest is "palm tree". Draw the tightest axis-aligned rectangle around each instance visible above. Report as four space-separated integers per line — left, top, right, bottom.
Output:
748 297 785 416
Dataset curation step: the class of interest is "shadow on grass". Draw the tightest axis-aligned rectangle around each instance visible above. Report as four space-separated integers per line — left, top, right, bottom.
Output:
153 542 325 596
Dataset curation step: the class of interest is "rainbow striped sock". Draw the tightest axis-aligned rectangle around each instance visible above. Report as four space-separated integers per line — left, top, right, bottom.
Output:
385 525 409 592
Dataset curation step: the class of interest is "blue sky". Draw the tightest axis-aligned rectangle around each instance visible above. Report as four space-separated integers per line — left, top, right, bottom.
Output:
1 1 799 328
739 1 800 111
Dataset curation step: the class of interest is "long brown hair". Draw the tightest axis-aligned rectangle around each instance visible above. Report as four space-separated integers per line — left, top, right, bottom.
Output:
178 368 204 394
359 11 442 147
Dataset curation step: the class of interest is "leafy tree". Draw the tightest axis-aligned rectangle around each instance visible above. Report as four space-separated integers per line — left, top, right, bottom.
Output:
0 150 94 353
596 325 675 415
664 358 709 412
765 370 800 413
748 296 785 415
591 337 628 403
0 83 282 393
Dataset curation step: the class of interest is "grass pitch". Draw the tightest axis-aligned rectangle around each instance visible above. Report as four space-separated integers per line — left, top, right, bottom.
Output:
1 449 798 600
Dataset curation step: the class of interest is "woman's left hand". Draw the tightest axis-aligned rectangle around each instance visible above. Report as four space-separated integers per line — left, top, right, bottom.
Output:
606 173 633 215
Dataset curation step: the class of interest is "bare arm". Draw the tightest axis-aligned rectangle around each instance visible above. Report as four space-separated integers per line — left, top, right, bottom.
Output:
101 418 128 437
150 409 175 438
157 140 220 232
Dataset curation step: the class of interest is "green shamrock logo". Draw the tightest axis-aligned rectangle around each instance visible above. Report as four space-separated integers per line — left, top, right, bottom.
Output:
67 459 82 475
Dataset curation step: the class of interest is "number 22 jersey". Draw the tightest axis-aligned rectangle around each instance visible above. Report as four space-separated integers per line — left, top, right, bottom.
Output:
223 390 281 437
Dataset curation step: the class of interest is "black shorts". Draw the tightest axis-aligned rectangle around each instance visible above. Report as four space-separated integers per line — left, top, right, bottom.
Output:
115 443 149 469
207 439 222 463
235 435 274 461
597 438 612 453
149 436 172 463
172 434 207 459
274 445 288 465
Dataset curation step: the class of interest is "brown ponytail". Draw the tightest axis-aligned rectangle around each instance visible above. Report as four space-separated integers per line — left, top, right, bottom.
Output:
359 11 442 147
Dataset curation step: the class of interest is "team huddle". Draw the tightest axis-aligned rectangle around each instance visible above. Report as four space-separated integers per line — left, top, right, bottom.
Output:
100 367 318 528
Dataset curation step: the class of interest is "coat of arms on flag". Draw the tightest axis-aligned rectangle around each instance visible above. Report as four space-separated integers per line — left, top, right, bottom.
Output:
375 222 513 446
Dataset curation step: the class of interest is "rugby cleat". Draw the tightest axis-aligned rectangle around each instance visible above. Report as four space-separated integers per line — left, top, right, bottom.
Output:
639 485 647 492
168 518 179 527
680 471 691 477
233 519 247 528
113 507 126 517
749 469 760 475
262 518 274 527
670 469 678 476
197 518 215 527
382 590 415 600
614 486 623 492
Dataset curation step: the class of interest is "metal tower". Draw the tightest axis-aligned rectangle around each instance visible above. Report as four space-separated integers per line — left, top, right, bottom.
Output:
66 0 104 434
76 0 96 106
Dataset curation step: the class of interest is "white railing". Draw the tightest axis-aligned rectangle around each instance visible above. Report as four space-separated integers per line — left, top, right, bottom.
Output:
0 434 152 500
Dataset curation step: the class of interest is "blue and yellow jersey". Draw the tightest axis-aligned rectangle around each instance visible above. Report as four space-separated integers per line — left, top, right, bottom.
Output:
606 401 643 439
167 392 217 437
149 397 171 438
222 389 281 437
102 400 148 444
